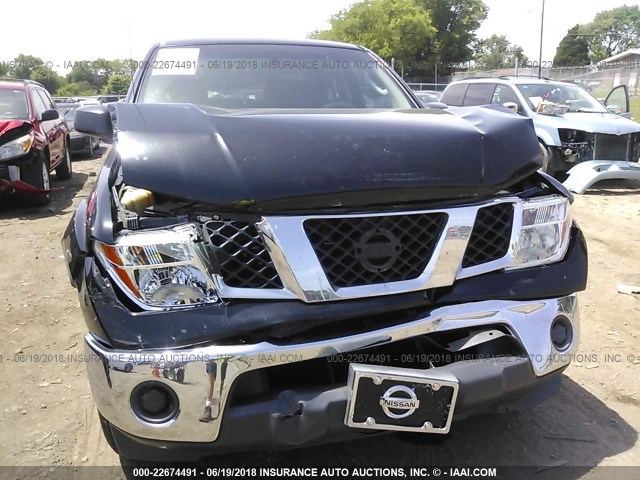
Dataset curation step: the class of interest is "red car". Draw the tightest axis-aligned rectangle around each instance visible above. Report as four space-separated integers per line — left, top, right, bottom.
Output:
0 79 72 205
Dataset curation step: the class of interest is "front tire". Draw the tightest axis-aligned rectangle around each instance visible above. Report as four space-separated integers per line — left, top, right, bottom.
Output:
56 144 72 180
86 138 95 158
22 153 51 206
538 141 554 176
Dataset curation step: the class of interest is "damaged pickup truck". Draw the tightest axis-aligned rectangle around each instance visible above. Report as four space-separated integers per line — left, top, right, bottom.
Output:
62 39 588 468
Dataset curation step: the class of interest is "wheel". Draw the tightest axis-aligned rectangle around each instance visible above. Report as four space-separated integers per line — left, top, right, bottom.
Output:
176 369 185 383
538 141 557 177
22 153 51 206
86 138 94 158
55 144 72 180
162 369 168 378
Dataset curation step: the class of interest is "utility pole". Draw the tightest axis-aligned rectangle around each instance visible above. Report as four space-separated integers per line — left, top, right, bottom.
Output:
538 0 545 79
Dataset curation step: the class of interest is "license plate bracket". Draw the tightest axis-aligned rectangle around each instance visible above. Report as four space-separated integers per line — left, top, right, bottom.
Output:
345 363 458 434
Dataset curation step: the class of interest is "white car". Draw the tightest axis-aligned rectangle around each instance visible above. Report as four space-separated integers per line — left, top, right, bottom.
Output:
440 77 640 193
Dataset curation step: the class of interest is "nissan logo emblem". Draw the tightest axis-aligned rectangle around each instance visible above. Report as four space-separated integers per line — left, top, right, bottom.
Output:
355 228 401 273
379 385 420 419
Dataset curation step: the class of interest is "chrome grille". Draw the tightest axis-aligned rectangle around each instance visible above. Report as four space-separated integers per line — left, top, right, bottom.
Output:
462 203 514 268
303 213 447 288
203 221 282 289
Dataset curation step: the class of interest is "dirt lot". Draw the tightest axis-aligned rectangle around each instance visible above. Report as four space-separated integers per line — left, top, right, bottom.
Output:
0 148 639 477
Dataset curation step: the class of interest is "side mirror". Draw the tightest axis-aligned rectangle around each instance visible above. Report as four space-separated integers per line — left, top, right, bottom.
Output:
606 105 622 115
41 109 60 121
75 104 113 140
503 102 519 113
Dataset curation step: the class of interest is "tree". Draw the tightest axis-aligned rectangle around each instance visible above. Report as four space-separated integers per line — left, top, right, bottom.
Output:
66 61 99 90
418 0 488 75
553 25 590 66
103 74 132 95
310 0 487 78
55 81 96 97
579 5 640 62
310 0 437 72
30 66 63 93
475 35 528 70
9 54 44 79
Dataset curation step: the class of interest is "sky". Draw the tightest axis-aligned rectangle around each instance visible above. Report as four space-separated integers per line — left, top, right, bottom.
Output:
1 0 639 74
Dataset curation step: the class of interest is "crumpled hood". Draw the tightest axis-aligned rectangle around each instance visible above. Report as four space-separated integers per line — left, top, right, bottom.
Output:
0 119 29 138
112 103 542 209
534 111 640 135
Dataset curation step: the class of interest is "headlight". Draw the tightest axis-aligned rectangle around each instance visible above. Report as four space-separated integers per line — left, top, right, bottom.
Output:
0 133 34 161
508 196 572 269
94 224 220 308
536 101 569 116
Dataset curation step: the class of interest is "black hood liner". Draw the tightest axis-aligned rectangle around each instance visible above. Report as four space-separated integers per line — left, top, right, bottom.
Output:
113 103 542 210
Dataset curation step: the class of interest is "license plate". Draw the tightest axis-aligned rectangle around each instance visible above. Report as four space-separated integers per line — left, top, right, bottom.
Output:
345 363 458 434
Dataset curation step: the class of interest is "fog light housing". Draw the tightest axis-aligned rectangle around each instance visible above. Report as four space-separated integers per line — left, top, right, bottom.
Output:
130 381 179 424
550 316 573 351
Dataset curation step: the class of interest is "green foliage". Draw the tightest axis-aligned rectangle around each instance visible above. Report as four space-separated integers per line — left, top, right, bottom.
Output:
475 34 528 70
579 5 640 62
553 25 590 66
310 0 487 78
30 66 63 93
55 81 96 97
4 53 134 97
66 62 99 89
419 0 488 75
9 54 44 79
311 0 436 68
65 58 134 92
103 74 132 95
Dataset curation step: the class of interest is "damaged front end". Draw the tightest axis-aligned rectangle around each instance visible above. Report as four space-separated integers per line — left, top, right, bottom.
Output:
561 129 640 193
1 122 33 192
63 95 587 460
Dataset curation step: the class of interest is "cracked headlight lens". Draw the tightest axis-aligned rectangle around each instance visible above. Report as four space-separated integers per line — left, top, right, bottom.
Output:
508 196 572 269
94 224 220 308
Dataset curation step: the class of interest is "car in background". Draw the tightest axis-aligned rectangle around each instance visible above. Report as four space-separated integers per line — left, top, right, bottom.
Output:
414 90 442 106
0 79 71 205
91 94 126 103
440 77 640 193
57 100 100 157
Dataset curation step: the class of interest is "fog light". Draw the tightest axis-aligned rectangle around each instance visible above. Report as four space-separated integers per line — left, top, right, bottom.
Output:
131 381 179 424
550 316 573 351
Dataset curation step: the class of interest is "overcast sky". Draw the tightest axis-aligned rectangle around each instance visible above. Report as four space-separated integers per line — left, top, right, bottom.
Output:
1 0 638 73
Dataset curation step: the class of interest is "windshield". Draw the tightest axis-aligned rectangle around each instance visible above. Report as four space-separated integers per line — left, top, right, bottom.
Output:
516 83 608 113
137 44 414 109
62 106 78 121
0 89 29 119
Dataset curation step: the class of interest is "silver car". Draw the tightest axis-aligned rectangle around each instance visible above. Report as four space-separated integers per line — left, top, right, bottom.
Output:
441 77 640 193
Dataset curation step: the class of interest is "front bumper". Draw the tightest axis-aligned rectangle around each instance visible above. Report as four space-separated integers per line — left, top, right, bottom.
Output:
69 134 92 153
564 160 640 194
85 294 579 449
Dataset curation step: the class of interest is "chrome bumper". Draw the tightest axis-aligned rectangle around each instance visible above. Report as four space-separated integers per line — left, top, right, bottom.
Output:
85 295 579 443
